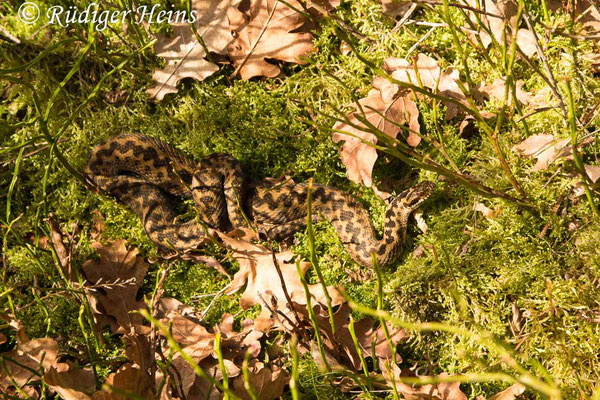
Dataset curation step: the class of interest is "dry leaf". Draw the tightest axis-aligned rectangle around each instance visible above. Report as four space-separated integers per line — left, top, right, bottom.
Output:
465 0 537 57
82 240 149 333
332 87 420 187
488 383 526 400
380 0 414 19
295 302 407 371
0 337 95 399
91 210 105 240
148 0 240 100
218 231 344 331
232 360 288 400
48 216 71 269
572 165 600 197
0 337 59 396
228 0 314 80
513 134 571 171
91 364 153 400
477 78 533 106
515 28 537 57
388 370 469 400
382 54 467 119
45 363 96 400
547 0 600 33
585 165 600 183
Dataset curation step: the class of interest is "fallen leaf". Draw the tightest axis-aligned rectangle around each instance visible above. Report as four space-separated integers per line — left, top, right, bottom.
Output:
547 0 600 33
513 134 571 171
382 54 467 119
388 370 469 400
91 364 153 400
380 0 414 19
82 240 149 333
0 337 59 396
488 383 526 400
477 78 533 106
91 210 104 240
227 0 314 80
148 0 240 100
232 360 288 400
219 231 344 331
515 28 538 57
332 87 420 187
179 253 230 277
45 363 96 400
465 0 537 57
584 165 600 183
572 165 600 197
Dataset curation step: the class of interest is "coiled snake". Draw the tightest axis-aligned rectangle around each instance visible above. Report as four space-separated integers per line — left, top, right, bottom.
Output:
85 135 434 266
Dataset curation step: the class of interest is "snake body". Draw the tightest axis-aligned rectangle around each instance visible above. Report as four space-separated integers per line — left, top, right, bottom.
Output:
85 135 434 266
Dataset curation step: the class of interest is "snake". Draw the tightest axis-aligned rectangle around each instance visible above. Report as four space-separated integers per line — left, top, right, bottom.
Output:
85 134 434 266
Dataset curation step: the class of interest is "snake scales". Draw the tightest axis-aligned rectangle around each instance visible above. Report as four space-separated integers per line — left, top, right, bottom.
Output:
85 135 434 266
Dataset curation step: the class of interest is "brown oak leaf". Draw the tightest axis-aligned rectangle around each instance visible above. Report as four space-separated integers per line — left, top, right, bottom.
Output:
464 0 537 57
232 360 288 400
487 383 526 400
148 0 240 100
0 337 95 399
513 134 571 171
332 86 420 187
91 364 153 400
0 337 60 397
380 0 415 19
386 370 469 400
382 54 467 119
227 0 314 80
82 240 149 333
218 231 344 331
477 77 533 106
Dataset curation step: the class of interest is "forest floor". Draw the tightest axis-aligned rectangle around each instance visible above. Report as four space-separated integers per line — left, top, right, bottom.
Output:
2 0 600 399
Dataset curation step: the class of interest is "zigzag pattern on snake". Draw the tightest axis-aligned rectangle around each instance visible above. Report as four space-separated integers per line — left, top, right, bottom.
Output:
85 134 434 266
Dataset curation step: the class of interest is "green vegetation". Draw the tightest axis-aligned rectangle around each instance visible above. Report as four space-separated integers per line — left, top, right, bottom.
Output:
2 0 600 398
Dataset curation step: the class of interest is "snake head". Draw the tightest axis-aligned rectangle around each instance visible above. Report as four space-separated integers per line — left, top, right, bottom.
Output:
398 180 435 212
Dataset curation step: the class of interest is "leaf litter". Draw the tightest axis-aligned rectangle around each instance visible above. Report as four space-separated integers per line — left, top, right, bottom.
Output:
1 216 537 399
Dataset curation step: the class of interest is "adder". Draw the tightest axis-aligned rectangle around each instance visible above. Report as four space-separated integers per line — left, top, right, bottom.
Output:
85 134 434 266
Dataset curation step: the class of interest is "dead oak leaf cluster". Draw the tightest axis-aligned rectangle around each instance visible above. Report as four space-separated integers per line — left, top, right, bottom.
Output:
217 231 414 381
148 0 240 100
8 222 531 399
149 0 330 99
332 53 464 188
464 0 537 57
0 335 95 399
156 299 284 400
218 230 345 331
